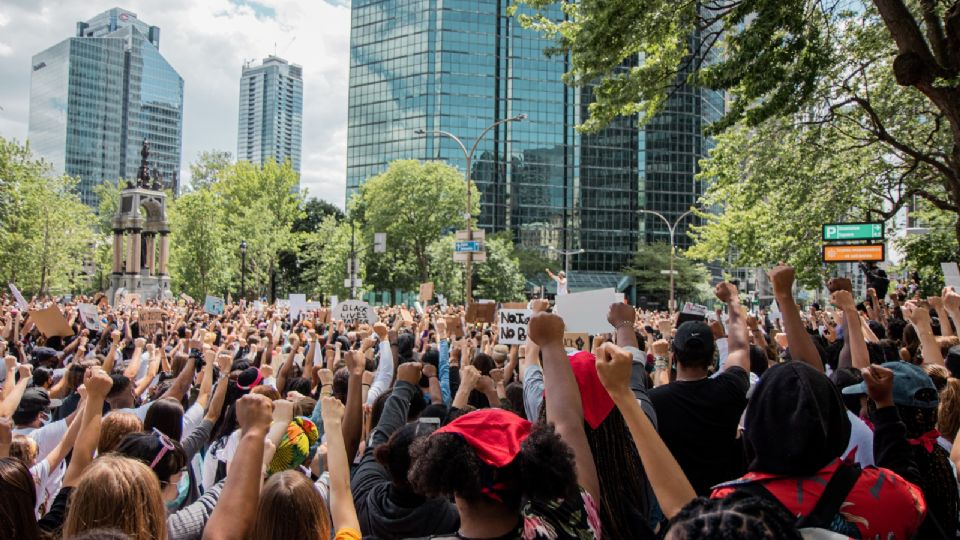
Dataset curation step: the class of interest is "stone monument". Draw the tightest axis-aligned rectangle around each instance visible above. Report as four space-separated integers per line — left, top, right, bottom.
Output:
108 139 172 302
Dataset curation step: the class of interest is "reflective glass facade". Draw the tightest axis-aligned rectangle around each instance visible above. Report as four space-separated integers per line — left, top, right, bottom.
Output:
347 1 720 277
28 8 183 206
237 56 304 176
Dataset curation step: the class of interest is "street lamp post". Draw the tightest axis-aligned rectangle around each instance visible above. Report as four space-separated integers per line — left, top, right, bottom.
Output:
239 240 247 300
415 113 527 302
637 209 696 312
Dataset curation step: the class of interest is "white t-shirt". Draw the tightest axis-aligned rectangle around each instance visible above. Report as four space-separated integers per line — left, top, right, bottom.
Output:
14 419 67 462
556 278 568 296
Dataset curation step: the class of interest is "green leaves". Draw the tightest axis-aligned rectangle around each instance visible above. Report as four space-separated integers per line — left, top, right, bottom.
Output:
623 242 711 308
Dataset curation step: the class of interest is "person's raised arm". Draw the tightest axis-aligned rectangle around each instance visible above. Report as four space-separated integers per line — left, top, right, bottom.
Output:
195 349 216 409
202 393 273 540
0 363 31 418
715 282 750 372
0 352 15 403
528 311 601 502
342 350 365 463
832 290 869 370
767 265 823 371
903 302 944 365
41 388 86 471
944 289 960 338
435 318 452 403
930 295 954 337
101 329 122 374
452 365 480 409
0 417 10 458
595 342 695 519
275 334 300 394
122 337 145 379
366 323 394 405
203 353 233 423
159 355 196 401
63 367 111 487
321 395 361 534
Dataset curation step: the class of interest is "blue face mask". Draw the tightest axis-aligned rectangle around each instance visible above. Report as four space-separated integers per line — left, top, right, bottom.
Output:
165 472 190 511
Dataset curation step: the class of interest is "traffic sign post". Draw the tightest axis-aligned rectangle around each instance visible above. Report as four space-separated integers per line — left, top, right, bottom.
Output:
822 223 884 241
455 240 483 253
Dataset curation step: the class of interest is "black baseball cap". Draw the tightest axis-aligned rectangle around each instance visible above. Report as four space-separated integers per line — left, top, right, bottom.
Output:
672 321 715 363
15 387 62 415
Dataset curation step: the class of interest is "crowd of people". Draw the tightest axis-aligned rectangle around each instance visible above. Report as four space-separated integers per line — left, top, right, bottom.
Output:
1 263 959 539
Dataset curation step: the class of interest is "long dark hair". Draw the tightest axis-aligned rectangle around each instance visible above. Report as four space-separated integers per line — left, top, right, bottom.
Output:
0 457 43 540
143 398 185 441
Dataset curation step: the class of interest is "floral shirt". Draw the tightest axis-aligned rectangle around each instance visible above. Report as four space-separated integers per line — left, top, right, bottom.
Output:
425 489 600 540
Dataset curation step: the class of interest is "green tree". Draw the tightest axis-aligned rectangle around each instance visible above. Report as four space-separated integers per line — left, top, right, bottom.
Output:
278 198 345 294
515 1 960 244
0 137 95 296
168 189 232 298
214 160 303 300
894 203 959 297
91 180 123 291
624 243 711 309
188 150 232 192
295 198 344 233
299 216 356 300
356 160 478 289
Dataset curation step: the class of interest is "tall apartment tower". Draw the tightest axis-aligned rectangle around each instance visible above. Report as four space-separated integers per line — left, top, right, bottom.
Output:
28 7 184 205
237 56 304 178
346 1 721 282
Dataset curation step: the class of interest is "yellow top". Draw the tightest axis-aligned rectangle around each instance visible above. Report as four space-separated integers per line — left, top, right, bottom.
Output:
335 527 362 540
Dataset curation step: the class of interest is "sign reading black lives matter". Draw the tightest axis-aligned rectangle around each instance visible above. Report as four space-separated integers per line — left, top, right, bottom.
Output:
498 308 531 345
332 300 379 326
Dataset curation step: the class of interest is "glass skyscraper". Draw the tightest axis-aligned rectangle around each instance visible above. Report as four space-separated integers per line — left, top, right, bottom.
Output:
237 56 304 176
347 1 721 281
29 8 184 205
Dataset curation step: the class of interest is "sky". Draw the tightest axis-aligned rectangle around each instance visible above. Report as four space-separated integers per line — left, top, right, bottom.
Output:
0 0 352 207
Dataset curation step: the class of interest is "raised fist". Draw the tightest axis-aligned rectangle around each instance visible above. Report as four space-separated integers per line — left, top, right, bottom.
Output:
528 312 564 348
767 265 795 296
714 282 739 304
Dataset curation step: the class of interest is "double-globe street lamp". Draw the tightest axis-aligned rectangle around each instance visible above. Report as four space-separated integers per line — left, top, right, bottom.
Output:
637 209 696 312
414 113 527 302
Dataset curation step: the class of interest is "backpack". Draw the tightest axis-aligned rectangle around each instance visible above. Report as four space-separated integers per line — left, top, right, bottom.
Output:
734 463 860 539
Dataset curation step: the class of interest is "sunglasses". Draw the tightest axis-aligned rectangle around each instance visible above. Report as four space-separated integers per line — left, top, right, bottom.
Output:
149 428 176 469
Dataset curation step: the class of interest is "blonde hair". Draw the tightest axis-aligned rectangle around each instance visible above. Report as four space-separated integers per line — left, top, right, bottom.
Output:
251 470 332 540
9 435 38 467
940 378 960 442
63 454 167 540
98 412 144 454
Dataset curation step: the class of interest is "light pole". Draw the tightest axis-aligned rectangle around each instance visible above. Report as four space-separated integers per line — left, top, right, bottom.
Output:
548 246 585 275
415 113 527 302
239 240 247 300
637 209 696 312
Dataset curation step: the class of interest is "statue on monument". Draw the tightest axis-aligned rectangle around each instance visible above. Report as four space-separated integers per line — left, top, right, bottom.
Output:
137 139 151 189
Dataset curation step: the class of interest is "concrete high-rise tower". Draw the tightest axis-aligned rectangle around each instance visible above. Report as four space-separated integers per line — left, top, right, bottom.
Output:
237 56 304 179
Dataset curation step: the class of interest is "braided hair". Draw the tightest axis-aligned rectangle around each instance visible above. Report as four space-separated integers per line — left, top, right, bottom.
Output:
667 493 801 539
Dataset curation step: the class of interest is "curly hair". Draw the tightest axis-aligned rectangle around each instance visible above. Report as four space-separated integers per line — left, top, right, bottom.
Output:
407 422 575 507
666 492 801 539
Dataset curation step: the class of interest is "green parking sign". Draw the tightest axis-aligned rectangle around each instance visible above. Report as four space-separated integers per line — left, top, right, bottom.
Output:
822 223 884 241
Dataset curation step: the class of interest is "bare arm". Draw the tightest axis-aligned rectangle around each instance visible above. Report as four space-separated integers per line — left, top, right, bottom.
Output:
768 265 823 371
42 393 86 470
834 290 870 370
321 396 361 533
529 312 601 502
904 303 944 365
63 368 111 487
342 350 364 464
159 356 196 401
596 343 695 518
0 363 31 418
202 394 272 540
134 347 162 398
716 283 750 372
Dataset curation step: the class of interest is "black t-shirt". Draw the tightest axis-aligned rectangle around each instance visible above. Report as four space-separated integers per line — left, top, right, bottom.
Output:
649 367 750 496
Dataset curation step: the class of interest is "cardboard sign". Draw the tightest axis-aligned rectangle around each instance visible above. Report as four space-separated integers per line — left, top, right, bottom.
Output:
501 302 529 309
139 308 164 335
554 288 618 334
289 294 307 321
8 283 28 311
400 307 414 323
204 295 225 316
445 315 465 337
180 293 195 304
563 332 590 352
29 305 74 337
332 300 378 325
419 282 434 302
465 302 496 324
77 303 100 331
498 308 531 345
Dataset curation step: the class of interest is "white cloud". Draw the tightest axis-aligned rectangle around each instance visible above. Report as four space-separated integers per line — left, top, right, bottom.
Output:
0 0 350 207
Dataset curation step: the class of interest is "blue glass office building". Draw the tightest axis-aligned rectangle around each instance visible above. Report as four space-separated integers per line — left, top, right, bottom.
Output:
237 56 304 177
29 8 184 205
347 1 721 280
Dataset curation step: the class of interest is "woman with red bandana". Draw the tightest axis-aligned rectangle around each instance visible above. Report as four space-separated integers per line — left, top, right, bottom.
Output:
406 312 602 539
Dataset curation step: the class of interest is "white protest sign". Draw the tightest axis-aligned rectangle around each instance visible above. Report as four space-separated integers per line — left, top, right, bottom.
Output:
437 294 447 309
77 303 100 331
554 288 618 335
332 300 378 325
329 295 339 310
252 300 264 313
204 295 225 315
289 294 307 321
497 308 531 345
414 301 425 315
8 283 28 311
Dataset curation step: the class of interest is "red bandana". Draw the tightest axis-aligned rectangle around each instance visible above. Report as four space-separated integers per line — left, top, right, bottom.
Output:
907 429 940 453
569 351 616 430
435 408 532 468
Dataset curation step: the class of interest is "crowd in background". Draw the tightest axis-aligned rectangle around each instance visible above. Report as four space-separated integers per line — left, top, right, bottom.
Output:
1 263 959 539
